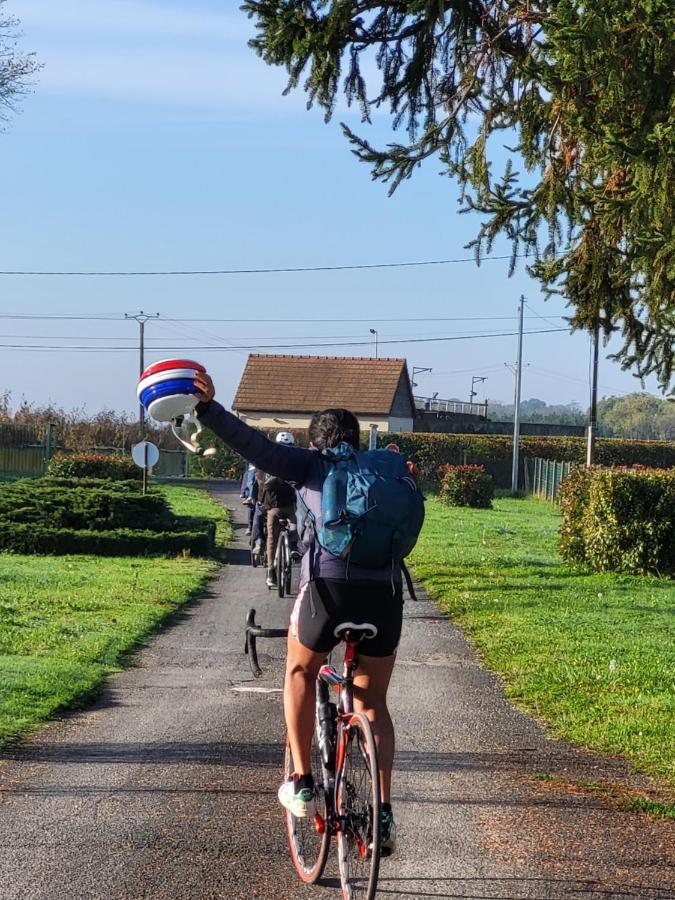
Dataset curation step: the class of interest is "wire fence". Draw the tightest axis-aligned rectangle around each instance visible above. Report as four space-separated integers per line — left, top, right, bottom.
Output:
524 457 576 502
0 423 57 477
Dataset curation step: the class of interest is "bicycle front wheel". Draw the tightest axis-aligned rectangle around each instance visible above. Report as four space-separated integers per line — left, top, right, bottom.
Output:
284 732 331 883
336 712 381 900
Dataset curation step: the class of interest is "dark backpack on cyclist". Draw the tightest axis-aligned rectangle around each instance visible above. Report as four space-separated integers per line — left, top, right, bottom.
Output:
301 442 425 570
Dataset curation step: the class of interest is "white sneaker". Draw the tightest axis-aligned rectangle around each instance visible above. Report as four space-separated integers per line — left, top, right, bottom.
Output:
278 778 316 818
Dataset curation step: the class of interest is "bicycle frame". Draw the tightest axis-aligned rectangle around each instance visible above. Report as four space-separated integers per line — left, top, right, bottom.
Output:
314 637 362 837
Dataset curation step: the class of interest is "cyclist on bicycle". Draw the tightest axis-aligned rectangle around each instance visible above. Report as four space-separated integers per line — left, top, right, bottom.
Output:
193 372 399 855
240 463 257 535
261 433 298 588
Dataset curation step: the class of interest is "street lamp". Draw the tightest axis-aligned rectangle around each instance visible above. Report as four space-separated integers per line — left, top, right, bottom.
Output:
369 328 379 359
470 375 488 404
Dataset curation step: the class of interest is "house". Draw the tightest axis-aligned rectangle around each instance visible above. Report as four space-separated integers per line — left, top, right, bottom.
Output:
232 354 416 433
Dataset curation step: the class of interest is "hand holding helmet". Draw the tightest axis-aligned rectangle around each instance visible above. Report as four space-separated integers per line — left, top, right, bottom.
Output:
136 358 216 457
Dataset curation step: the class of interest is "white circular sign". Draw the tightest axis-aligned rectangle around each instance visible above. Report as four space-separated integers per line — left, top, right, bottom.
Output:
132 441 160 469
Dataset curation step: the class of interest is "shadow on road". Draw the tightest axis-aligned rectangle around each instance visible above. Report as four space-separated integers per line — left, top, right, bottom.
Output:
364 875 675 899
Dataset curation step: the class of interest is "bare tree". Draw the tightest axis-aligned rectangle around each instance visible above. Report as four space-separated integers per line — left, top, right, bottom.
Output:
0 1 40 129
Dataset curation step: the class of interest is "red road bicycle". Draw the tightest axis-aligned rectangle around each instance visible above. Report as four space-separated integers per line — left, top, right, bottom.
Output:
245 609 382 900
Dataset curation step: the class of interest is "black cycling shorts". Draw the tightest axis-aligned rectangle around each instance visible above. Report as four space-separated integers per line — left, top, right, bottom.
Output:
289 578 403 658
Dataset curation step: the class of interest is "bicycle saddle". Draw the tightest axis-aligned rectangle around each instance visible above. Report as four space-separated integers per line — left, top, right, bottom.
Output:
333 622 378 641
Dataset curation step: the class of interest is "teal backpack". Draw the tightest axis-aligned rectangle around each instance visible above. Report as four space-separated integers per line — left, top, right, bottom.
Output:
303 442 425 569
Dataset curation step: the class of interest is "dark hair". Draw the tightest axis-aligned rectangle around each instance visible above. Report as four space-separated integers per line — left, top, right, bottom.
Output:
308 408 360 450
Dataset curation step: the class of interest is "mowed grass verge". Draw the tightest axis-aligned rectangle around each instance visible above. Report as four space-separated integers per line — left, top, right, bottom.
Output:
410 497 675 789
0 484 228 747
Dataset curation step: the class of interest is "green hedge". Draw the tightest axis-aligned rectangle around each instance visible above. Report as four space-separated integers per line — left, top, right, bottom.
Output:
46 452 141 480
0 523 214 557
439 464 494 509
42 477 143 492
559 467 675 576
379 433 675 487
185 426 674 486
0 480 217 556
0 482 175 532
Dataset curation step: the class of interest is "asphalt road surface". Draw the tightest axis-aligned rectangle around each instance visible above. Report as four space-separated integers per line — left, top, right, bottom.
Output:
1 483 673 900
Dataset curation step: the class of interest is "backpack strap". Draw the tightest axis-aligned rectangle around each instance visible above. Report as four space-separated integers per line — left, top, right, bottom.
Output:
401 561 418 602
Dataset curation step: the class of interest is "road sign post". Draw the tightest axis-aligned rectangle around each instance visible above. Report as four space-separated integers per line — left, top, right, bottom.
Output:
132 441 160 495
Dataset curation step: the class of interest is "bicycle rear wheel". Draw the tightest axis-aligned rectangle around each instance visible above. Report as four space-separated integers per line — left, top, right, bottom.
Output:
336 712 381 900
276 533 287 598
283 534 293 595
284 728 331 883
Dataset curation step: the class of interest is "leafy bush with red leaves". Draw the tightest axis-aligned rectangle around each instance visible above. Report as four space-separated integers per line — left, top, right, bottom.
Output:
439 464 494 509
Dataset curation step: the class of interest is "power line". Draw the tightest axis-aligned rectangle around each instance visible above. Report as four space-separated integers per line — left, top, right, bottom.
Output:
0 253 525 277
0 313 566 324
0 328 568 353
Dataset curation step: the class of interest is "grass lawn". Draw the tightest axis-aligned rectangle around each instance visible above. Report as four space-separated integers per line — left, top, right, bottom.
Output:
410 497 675 787
155 482 233 549
0 484 229 748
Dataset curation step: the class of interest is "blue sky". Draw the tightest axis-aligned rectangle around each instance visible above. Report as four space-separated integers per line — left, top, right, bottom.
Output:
0 0 661 417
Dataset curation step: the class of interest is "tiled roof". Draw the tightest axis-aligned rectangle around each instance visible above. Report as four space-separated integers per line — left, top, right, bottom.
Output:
233 354 411 415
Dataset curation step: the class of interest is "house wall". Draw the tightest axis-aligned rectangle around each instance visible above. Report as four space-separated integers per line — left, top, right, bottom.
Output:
387 416 415 433
390 373 415 418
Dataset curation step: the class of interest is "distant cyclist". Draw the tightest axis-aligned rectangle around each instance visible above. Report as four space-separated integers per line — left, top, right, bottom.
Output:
194 373 423 856
240 463 257 536
260 432 298 587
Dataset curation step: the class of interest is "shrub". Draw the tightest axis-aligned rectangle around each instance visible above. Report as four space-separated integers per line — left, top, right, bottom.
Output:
42 477 143 492
438 464 494 509
0 523 214 557
0 482 175 532
559 466 675 576
0 481 217 555
378 432 675 489
46 452 141 481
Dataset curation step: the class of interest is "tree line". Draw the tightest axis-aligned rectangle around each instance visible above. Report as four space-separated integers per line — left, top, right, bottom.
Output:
2 390 673 444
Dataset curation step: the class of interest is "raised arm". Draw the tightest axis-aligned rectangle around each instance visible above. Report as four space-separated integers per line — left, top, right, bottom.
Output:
193 373 314 486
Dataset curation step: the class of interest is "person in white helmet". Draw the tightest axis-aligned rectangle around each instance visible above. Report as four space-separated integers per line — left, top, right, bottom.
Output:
260 432 298 586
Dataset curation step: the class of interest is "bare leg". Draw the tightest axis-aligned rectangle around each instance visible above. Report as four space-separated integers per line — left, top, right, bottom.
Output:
353 653 396 803
284 632 325 775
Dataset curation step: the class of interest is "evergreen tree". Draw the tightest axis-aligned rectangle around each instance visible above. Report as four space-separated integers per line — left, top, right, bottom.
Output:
0 1 40 129
243 1 674 393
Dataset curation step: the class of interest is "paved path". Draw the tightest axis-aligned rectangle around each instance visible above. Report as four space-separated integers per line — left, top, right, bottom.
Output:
1 483 672 899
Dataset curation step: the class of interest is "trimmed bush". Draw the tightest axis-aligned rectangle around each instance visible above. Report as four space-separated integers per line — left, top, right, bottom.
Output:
439 464 494 509
0 480 217 556
42 477 143 492
0 482 175 532
378 432 675 488
46 452 141 481
0 523 214 557
559 466 675 576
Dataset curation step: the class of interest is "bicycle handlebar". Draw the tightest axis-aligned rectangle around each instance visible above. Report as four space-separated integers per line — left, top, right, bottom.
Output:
244 608 288 678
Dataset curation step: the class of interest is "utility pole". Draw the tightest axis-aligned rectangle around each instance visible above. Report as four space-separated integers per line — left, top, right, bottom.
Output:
126 311 159 431
369 328 379 359
586 320 600 467
511 296 525 494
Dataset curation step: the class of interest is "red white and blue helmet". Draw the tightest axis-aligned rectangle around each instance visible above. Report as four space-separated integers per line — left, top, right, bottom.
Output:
137 358 205 423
